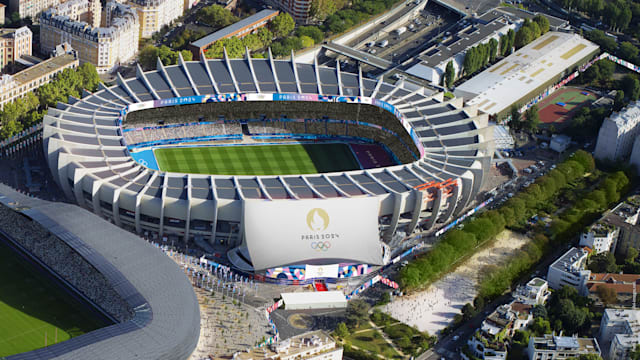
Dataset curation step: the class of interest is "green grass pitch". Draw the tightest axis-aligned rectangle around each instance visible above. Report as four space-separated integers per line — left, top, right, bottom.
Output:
154 143 361 175
0 241 107 357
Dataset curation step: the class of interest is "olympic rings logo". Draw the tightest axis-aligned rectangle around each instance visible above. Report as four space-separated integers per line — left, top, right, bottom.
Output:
138 159 148 166
310 241 331 251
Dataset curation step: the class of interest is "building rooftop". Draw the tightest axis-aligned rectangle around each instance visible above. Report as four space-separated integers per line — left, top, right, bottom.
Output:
455 31 599 115
413 15 511 69
589 222 617 236
12 53 77 85
531 334 600 353
191 9 278 49
493 7 568 29
550 247 589 274
608 101 640 128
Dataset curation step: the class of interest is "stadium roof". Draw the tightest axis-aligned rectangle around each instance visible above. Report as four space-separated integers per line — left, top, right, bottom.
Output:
454 31 599 115
43 51 493 204
0 184 200 360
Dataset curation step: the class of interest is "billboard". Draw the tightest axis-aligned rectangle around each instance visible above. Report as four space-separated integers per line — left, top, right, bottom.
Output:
243 197 383 270
305 264 339 279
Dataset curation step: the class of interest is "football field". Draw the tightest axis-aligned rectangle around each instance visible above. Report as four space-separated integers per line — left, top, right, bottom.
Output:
0 240 107 357
154 143 361 175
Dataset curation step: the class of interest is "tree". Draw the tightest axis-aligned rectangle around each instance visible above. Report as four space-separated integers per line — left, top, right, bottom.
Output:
621 75 640 101
524 104 540 132
257 28 273 47
558 298 588 334
296 26 324 44
299 35 315 48
567 355 603 360
334 322 349 338
0 119 23 139
629 344 640 360
614 90 626 111
515 26 534 49
509 105 523 131
529 316 551 336
588 252 620 273
180 50 193 62
596 285 618 306
346 299 370 329
310 0 337 21
488 38 498 62
533 15 550 34
461 302 476 321
506 28 515 55
197 4 238 28
585 30 617 53
77 63 100 92
242 33 263 51
532 304 548 319
444 61 455 89
270 12 295 38
139 45 159 70
618 42 639 63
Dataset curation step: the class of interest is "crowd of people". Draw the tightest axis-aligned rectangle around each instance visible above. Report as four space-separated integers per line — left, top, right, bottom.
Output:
0 204 133 322
123 122 242 145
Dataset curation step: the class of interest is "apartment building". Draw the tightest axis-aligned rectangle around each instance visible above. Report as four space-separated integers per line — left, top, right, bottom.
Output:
547 247 591 291
595 101 640 162
40 1 139 73
527 335 601 360
583 273 640 307
273 0 310 23
599 309 640 360
51 0 101 27
0 52 78 110
126 0 183 38
513 277 550 306
0 4 6 25
0 26 32 70
9 0 61 20
580 222 619 254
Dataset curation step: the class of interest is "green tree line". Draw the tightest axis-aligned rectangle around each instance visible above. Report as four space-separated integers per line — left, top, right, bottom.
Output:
398 150 597 291
0 63 100 140
138 45 194 70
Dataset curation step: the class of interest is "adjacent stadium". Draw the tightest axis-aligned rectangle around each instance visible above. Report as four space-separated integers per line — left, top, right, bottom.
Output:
44 52 494 278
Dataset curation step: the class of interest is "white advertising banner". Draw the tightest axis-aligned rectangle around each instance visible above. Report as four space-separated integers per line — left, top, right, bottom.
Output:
243 197 382 270
305 264 339 279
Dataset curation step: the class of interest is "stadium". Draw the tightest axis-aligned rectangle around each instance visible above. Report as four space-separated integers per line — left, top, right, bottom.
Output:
44 50 494 279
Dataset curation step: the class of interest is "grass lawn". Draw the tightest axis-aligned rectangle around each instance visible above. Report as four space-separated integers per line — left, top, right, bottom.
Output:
0 241 107 357
154 143 361 175
345 329 403 359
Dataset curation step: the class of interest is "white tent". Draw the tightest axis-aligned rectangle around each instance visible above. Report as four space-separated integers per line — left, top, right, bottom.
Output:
281 291 348 310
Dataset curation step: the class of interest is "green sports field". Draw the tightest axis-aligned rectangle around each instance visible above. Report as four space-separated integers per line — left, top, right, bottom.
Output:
0 240 107 357
154 143 361 175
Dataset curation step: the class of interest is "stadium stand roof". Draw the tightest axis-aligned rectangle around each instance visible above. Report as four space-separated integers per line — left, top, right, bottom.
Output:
0 184 200 360
454 31 599 115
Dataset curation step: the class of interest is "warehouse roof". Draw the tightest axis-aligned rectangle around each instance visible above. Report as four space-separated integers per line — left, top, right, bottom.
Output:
455 31 599 115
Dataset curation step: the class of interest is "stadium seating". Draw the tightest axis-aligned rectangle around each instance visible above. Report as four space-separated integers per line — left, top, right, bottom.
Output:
0 203 132 322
